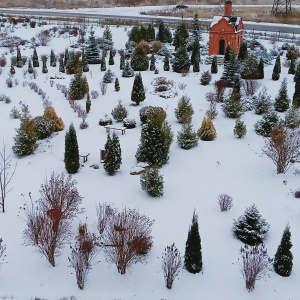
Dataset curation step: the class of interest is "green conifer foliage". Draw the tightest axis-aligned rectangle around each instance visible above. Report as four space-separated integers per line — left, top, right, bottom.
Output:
177 123 198 150
16 47 23 68
120 53 125 70
147 23 155 42
109 49 114 65
140 168 164 197
114 77 120 91
173 22 189 50
272 55 281 81
32 48 39 67
163 54 170 71
64 48 69 67
122 60 134 77
59 58 65 73
292 63 300 108
64 123 80 174
184 210 202 273
103 25 112 41
238 41 248 61
86 27 101 64
100 55 107 72
103 132 122 176
211 55 218 74
136 120 173 166
258 57 264 79
131 72 145 105
81 50 89 72
240 55 259 79
233 119 247 138
232 204 270 246
254 110 280 137
288 59 296 75
111 100 128 122
286 44 299 60
274 225 293 277
172 46 191 73
28 59 33 74
174 95 194 124
197 117 217 141
156 21 166 43
68 68 89 100
285 106 300 128
130 44 149 71
102 69 114 83
222 77 243 118
86 93 91 113
50 49 56 67
190 37 200 66
274 78 290 112
192 13 201 40
42 59 48 74
149 53 156 71
10 64 15 75
224 45 233 62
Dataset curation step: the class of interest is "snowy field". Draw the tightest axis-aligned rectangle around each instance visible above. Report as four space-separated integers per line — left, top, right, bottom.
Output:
0 18 299 300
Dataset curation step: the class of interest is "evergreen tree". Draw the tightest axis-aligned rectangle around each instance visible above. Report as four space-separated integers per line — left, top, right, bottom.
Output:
32 48 39 67
200 71 212 86
224 45 233 62
109 49 114 65
258 57 264 79
286 44 298 60
122 60 134 77
285 106 300 128
172 46 190 73
100 55 106 72
86 93 91 113
292 63 300 108
222 77 243 118
86 27 101 64
233 118 247 138
10 64 15 75
136 120 173 166
16 47 23 68
197 117 217 141
28 59 33 74
50 49 56 67
103 69 114 83
128 26 141 43
156 21 166 43
253 86 272 115
140 167 164 197
103 132 122 176
131 72 145 105
254 110 280 137
68 68 89 100
221 47 237 84
192 13 201 40
64 48 69 67
288 59 296 75
103 25 112 41
64 123 80 174
177 123 198 150
114 77 120 91
274 225 293 277
130 43 149 71
120 53 125 70
211 55 218 74
272 56 281 80
163 54 170 71
42 59 48 73
173 22 189 50
81 50 89 72
43 106 64 132
233 204 270 246
191 37 200 72
59 57 65 73
240 55 259 80
140 24 148 41
164 26 173 44
274 77 290 112
184 210 202 273
175 95 194 124
149 53 156 71
238 41 248 61
147 23 155 42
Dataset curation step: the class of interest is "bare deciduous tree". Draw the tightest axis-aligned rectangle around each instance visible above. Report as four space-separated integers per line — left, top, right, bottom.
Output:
242 80 261 97
240 244 273 292
161 243 182 289
68 223 100 290
263 121 300 174
0 143 17 213
218 194 233 212
97 203 154 274
23 173 83 267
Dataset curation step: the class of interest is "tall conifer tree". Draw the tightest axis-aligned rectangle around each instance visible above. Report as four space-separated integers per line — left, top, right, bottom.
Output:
64 123 80 174
131 72 145 105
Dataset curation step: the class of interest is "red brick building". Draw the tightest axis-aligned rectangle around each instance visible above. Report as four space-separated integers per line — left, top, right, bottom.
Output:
208 0 244 56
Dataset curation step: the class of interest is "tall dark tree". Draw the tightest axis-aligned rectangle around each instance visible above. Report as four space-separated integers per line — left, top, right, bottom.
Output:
258 57 264 79
64 123 80 174
122 60 134 77
114 77 120 91
156 21 166 43
103 132 122 176
68 68 89 100
238 41 248 61
50 49 56 67
109 49 114 65
59 57 65 73
221 46 237 84
288 59 296 75
274 225 293 277
103 25 112 41
27 59 33 74
191 37 200 70
274 77 290 112
100 55 106 72
42 59 48 74
147 23 155 42
120 53 125 70
272 56 281 81
192 13 201 40
172 46 190 73
32 48 39 67
130 44 149 71
149 53 156 71
64 48 69 67
16 47 23 68
292 63 300 108
173 22 189 50
86 27 101 64
211 55 218 74
184 210 202 273
81 50 89 72
131 72 145 105
86 93 91 113
163 54 170 71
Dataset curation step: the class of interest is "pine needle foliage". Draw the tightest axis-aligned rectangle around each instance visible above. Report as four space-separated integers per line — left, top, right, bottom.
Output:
64 123 80 174
274 78 290 112
140 167 164 197
177 123 198 150
197 117 217 141
131 72 145 105
174 95 194 124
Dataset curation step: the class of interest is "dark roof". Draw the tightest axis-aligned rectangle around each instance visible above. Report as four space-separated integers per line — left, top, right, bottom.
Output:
225 0 232 3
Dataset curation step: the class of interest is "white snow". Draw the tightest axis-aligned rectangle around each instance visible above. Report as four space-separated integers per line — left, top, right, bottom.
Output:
0 14 299 300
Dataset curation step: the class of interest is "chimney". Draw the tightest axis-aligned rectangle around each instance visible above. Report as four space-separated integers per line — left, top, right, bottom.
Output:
224 0 232 17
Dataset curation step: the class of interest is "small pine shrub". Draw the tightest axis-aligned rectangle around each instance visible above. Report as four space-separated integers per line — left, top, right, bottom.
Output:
253 87 273 115
177 123 198 150
233 119 247 138
111 100 128 122
197 117 217 141
140 167 164 197
200 70 212 86
174 95 194 124
205 101 218 119
254 110 280 137
32 116 54 139
9 106 21 119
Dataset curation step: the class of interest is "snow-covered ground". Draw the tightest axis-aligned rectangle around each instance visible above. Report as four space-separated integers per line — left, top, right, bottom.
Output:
0 18 299 300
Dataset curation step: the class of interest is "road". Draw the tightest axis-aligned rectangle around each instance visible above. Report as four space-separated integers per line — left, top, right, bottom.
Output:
0 8 300 35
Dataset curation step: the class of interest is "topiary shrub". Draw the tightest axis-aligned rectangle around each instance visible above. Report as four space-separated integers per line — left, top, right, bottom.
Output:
123 118 136 129
139 106 166 125
197 117 217 141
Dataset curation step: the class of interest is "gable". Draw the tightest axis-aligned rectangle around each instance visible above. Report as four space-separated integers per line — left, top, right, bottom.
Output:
210 17 235 32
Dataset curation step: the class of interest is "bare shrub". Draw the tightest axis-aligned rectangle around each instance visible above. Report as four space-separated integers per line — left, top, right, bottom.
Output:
240 244 273 292
161 243 182 289
178 82 186 91
263 121 300 174
97 203 154 275
21 56 27 65
205 101 218 119
32 69 38 79
5 77 13 88
0 56 6 67
68 223 100 290
36 30 51 46
100 82 107 95
242 80 261 97
218 194 233 211
14 78 19 86
90 90 99 99
23 173 83 267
